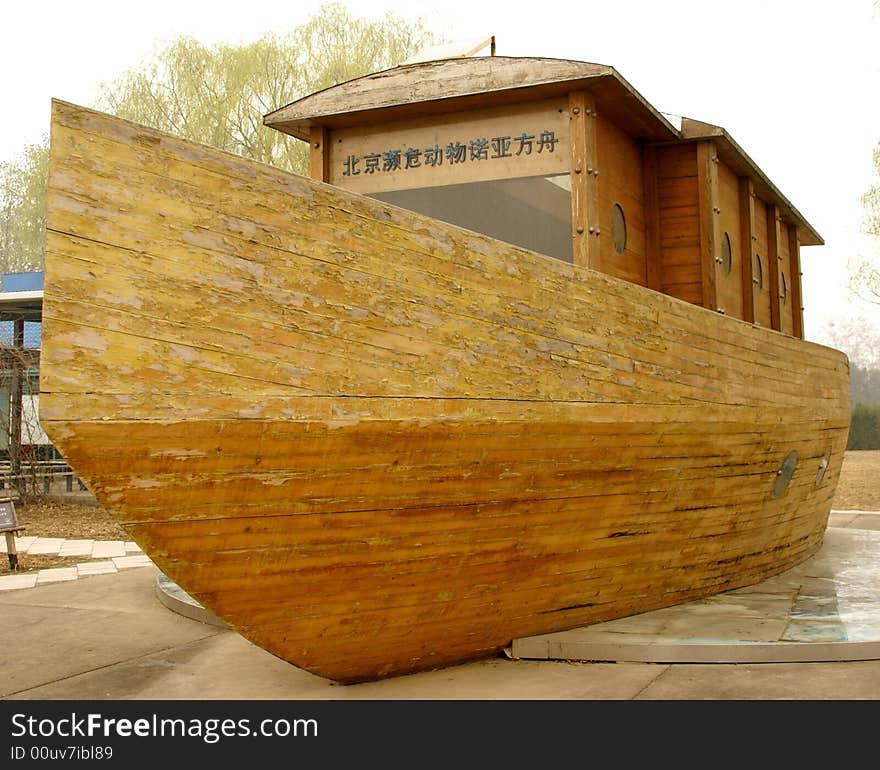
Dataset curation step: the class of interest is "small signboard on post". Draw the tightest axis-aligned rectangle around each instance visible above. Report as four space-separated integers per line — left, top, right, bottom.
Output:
0 498 25 571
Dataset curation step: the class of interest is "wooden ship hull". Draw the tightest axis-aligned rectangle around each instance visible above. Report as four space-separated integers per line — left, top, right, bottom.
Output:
40 100 850 683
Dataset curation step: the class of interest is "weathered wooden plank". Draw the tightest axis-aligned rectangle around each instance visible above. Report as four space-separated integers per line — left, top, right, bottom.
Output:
656 144 702 304
738 176 756 323
767 203 782 331
789 227 805 339
327 98 569 192
697 141 719 311
777 219 794 336
643 145 662 291
658 178 700 208
655 144 697 178
41 123 840 408
268 58 614 131
752 195 772 327
597 112 646 283
568 91 600 268
714 161 744 319
309 125 330 182
263 57 678 146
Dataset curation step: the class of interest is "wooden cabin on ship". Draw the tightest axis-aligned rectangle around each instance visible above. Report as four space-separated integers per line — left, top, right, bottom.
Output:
265 54 817 337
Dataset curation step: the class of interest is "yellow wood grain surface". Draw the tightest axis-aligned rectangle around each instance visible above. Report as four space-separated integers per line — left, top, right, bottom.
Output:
41 101 850 682
596 112 646 284
753 196 772 327
716 160 744 319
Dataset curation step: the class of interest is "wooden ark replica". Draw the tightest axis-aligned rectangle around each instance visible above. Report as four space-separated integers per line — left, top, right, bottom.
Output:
40 53 850 683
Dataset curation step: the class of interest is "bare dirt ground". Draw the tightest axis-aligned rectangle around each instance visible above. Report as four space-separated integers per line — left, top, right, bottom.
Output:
5 450 879 574
829 450 880 510
9 499 128 573
18 500 128 541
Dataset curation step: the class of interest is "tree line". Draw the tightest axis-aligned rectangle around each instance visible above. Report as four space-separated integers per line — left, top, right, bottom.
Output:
849 403 880 450
847 362 880 449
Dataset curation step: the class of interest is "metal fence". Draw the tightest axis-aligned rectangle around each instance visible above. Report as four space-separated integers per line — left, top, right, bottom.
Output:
0 458 88 497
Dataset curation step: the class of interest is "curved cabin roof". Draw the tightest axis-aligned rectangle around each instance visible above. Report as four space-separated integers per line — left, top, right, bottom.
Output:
264 57 679 142
264 55 822 246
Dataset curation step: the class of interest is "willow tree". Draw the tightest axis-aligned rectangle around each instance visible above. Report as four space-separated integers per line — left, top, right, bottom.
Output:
0 2 439 273
0 141 49 274
96 2 438 174
856 141 880 303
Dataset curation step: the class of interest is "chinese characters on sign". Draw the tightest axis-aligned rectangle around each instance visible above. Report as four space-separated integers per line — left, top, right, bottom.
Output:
341 130 560 177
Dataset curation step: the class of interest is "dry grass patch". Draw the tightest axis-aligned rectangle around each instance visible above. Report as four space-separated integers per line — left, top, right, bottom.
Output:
15 500 128 541
832 450 880 511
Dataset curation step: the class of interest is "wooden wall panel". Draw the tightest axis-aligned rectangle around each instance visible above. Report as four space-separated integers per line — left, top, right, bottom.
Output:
753 197 772 328
569 91 600 269
777 220 794 336
766 204 782 332
696 142 719 312
309 126 330 182
596 113 646 285
788 228 804 339
327 98 569 193
738 178 756 323
656 144 702 305
716 161 743 320
642 146 662 291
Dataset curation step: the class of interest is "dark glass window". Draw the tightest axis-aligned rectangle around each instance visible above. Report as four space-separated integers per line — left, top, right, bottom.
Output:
721 232 732 275
370 173 573 263
611 203 627 255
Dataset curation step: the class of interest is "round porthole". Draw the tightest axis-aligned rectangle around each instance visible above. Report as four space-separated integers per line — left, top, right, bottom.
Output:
611 203 627 255
816 448 832 487
773 451 798 498
721 232 732 275
755 254 764 289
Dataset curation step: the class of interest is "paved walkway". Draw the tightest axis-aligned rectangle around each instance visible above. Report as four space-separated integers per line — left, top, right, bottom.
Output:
513 520 880 664
0 535 152 590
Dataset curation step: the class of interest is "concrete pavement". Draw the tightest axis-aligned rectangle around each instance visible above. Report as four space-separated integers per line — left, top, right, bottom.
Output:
0 536 151 590
1 510 879 700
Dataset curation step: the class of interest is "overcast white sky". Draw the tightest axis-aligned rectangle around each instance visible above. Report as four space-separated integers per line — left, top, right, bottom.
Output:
2 0 878 349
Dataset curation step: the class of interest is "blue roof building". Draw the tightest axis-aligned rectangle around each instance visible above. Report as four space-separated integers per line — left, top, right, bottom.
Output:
0 270 43 349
